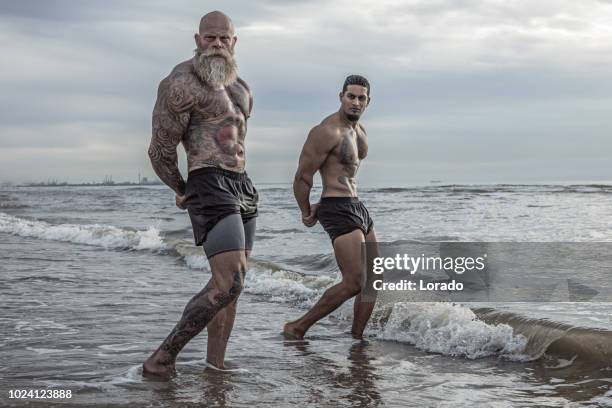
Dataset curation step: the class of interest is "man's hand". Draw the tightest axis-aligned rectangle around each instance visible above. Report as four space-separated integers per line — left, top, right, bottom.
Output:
175 194 187 210
302 202 320 227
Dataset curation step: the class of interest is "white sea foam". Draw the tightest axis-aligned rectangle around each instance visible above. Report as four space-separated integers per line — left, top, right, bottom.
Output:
0 212 164 250
98 343 139 352
171 242 211 270
376 302 528 360
43 365 144 391
243 266 336 306
178 247 337 306
184 254 210 270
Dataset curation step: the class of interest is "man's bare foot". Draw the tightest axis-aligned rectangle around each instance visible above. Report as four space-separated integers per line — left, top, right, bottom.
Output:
282 322 305 340
142 358 176 380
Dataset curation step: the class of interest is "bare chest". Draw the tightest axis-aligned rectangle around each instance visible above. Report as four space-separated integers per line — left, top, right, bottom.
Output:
183 83 250 148
189 84 248 125
337 129 367 166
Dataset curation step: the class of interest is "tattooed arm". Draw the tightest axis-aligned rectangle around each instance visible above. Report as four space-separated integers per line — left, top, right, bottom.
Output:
293 126 338 220
148 73 194 195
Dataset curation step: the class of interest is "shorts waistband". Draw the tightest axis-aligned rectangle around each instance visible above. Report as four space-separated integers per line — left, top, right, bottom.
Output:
320 197 360 204
188 166 249 180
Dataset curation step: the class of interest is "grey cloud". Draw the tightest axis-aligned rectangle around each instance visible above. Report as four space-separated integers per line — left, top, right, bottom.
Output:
1 0 611 184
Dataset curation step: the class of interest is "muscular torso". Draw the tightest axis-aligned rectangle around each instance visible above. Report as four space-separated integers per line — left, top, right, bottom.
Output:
171 61 251 173
319 115 368 197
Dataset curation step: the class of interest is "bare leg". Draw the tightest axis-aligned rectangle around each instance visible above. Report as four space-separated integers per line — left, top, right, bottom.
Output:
143 250 246 379
284 230 365 339
352 228 378 338
206 250 250 368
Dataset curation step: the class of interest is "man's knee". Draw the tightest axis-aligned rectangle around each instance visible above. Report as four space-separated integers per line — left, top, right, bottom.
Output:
228 268 244 298
210 251 247 291
213 268 244 307
342 280 362 298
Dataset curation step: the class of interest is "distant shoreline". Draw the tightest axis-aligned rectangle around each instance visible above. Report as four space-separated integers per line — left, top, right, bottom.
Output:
2 181 611 188
7 182 163 188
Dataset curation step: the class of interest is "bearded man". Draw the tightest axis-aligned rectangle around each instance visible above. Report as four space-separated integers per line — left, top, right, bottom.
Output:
143 11 256 379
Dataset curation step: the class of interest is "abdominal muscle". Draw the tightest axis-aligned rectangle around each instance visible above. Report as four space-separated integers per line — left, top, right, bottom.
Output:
185 125 246 172
320 165 358 198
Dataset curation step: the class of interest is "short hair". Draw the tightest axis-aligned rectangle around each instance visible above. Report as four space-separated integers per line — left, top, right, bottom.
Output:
342 75 370 96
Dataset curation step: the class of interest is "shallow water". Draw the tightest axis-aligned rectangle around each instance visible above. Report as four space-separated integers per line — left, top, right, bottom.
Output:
1 184 611 406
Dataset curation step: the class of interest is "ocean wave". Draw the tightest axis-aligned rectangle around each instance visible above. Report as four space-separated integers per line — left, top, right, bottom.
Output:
0 202 30 209
172 247 336 306
257 227 305 234
559 185 612 194
371 302 528 360
0 213 165 251
475 308 612 369
367 184 612 196
244 264 335 306
280 253 339 273
369 187 417 194
366 302 612 366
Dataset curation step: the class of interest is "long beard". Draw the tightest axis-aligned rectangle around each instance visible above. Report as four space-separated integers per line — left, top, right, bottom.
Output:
193 49 238 88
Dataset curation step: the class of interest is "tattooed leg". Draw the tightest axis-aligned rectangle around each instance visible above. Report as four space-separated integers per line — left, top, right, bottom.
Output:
205 250 249 368
143 265 244 379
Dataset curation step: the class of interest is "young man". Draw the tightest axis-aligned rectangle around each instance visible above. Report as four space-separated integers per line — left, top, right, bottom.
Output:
284 75 378 340
143 11 257 378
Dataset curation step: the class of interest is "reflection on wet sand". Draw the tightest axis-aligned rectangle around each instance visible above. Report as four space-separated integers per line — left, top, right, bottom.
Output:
284 339 382 407
527 359 612 403
147 364 237 408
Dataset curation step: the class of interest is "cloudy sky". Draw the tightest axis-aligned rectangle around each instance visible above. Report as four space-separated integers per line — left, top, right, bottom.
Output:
1 0 611 185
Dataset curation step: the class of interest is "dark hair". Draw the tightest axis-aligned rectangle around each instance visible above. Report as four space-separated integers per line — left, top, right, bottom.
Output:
342 75 370 96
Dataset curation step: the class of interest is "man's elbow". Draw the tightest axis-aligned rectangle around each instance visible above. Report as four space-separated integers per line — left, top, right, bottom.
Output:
293 171 313 188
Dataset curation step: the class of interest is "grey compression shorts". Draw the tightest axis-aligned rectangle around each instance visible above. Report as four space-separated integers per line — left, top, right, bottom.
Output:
185 167 258 258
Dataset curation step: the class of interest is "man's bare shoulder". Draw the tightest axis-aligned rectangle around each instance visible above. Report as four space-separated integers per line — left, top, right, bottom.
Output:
315 113 343 136
233 76 251 94
306 117 342 152
310 121 341 140
169 59 195 76
319 112 338 126
159 60 198 90
155 60 198 113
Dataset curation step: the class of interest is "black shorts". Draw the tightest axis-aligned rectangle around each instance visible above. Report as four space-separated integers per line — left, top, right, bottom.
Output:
185 167 258 258
317 197 374 243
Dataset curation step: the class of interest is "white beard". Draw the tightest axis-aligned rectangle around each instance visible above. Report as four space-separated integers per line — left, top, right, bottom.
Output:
193 52 237 87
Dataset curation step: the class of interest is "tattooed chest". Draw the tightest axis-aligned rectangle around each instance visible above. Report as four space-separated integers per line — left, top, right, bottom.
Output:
338 134 364 176
182 89 249 169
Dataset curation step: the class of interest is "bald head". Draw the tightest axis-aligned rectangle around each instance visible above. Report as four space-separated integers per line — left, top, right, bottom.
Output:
193 11 238 87
194 10 237 63
199 11 234 35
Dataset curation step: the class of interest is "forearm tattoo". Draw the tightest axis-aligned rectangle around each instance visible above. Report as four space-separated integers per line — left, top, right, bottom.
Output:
159 269 244 358
148 73 195 195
